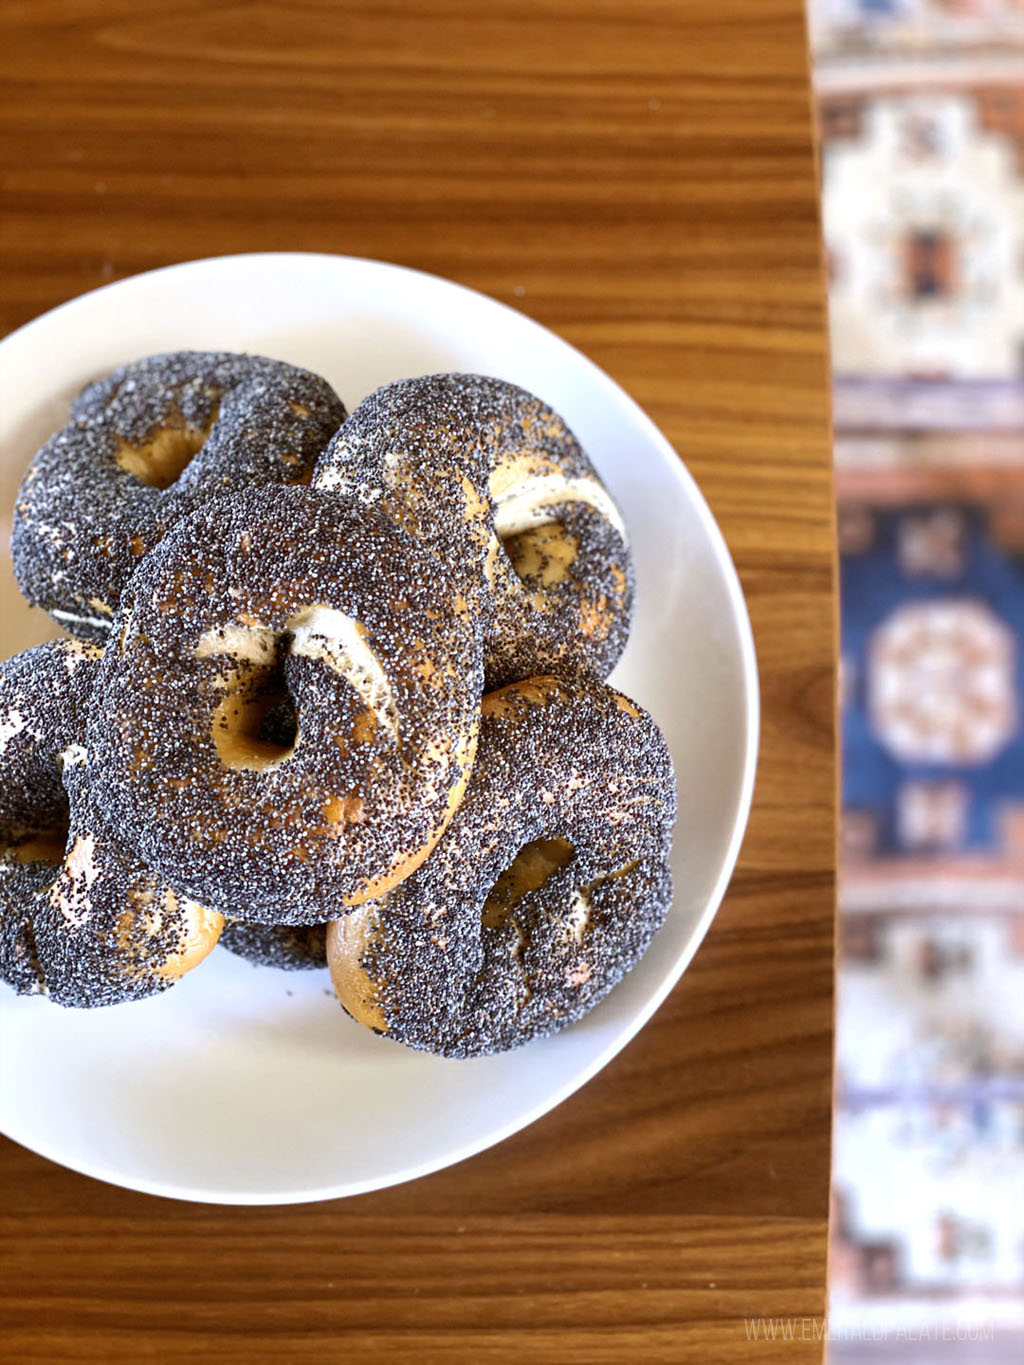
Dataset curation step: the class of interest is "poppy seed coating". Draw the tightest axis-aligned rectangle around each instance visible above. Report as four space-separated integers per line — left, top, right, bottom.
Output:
12 351 346 640
0 637 93 835
220 919 328 971
0 638 96 997
327 675 675 1057
87 485 485 923
313 374 634 689
0 640 223 1007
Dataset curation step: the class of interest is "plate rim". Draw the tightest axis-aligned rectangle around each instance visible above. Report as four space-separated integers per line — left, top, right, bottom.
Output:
0 251 760 1204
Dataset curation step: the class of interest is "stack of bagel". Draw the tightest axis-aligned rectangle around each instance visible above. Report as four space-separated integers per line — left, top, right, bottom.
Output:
0 352 676 1057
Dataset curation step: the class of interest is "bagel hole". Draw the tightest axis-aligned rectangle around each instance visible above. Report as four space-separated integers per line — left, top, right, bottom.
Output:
481 836 574 930
115 409 216 490
212 656 299 772
500 522 579 588
7 805 71 867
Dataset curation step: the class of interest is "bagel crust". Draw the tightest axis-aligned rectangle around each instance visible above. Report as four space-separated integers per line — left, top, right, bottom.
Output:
0 641 223 1008
13 351 345 639
313 374 634 689
87 486 484 923
327 675 675 1056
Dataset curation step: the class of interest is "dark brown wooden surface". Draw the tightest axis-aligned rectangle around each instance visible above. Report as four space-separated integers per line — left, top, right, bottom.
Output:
0 2 836 1361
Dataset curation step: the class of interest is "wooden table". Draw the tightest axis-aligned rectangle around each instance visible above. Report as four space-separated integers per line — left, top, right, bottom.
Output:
0 2 836 1360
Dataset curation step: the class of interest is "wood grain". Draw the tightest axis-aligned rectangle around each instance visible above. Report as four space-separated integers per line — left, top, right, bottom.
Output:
0 1 836 1361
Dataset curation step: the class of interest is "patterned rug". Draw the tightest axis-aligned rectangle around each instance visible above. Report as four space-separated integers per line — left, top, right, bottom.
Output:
812 2 1024 1356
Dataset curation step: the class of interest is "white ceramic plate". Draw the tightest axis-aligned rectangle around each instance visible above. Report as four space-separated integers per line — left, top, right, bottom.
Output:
0 253 758 1204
